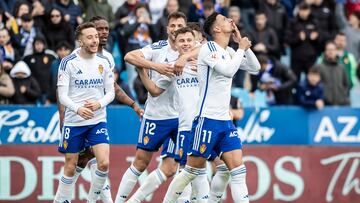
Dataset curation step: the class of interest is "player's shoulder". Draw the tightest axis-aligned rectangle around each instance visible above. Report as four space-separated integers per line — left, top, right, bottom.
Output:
96 53 112 69
150 40 169 50
200 41 218 54
59 53 77 71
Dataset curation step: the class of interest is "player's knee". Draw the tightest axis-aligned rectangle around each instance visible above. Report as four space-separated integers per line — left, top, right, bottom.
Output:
160 160 178 178
133 158 150 172
64 159 77 176
97 159 109 171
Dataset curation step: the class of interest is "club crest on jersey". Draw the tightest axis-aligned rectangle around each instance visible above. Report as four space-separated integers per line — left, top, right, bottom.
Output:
200 144 206 154
63 140 68 149
144 136 149 145
98 64 104 74
179 148 183 158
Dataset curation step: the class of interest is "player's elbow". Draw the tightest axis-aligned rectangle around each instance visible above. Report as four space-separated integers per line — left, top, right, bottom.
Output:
124 50 140 64
149 90 161 97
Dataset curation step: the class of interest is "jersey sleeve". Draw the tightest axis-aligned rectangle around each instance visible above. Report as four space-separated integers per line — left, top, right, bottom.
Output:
57 58 71 87
140 40 168 61
201 42 223 69
98 64 115 108
156 75 172 90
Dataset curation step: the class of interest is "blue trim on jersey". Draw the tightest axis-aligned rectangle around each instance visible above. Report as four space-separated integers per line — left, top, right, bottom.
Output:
150 40 168 50
207 41 217 52
96 53 111 68
59 54 76 71
198 66 210 117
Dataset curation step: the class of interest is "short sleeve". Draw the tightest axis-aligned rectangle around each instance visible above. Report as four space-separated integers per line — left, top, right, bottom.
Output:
156 75 172 90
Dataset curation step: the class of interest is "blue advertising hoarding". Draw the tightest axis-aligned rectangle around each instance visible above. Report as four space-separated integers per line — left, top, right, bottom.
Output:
0 105 359 146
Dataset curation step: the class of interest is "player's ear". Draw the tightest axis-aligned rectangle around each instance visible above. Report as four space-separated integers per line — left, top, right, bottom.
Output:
78 39 83 47
213 25 221 34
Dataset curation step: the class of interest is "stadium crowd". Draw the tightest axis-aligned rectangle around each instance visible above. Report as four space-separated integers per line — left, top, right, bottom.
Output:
0 0 359 108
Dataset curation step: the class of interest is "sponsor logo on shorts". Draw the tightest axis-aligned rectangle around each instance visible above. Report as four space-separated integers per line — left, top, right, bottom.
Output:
144 136 149 145
96 128 108 135
200 144 206 154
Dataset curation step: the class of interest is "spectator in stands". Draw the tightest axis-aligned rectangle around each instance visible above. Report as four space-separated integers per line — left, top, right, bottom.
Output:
314 41 349 106
249 11 280 59
42 8 74 50
12 2 31 28
250 54 297 105
285 2 321 80
0 28 19 72
188 0 216 26
230 0 257 29
317 32 358 88
29 0 46 29
23 36 55 104
115 0 138 27
53 0 83 28
309 0 337 44
259 0 288 50
335 1 360 63
79 0 115 29
147 0 168 24
155 0 179 41
0 0 16 15
11 14 43 57
0 62 15 104
121 3 156 95
10 60 41 104
47 41 72 104
297 67 324 109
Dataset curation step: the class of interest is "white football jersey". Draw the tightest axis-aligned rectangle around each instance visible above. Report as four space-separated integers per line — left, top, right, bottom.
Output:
73 47 115 71
57 50 114 126
196 41 259 120
156 63 199 131
141 40 179 120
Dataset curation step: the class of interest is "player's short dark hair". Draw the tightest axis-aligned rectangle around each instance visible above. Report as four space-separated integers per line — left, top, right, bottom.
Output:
89 16 107 23
55 41 73 51
20 13 33 22
308 67 320 75
188 22 206 39
75 22 96 40
174 27 195 39
203 12 219 36
256 10 266 17
203 0 214 10
168 11 187 23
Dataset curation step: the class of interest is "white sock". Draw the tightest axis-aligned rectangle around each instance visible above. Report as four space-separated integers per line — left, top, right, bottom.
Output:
208 164 230 203
127 168 167 203
87 168 108 203
163 165 200 203
230 165 249 203
191 168 209 202
100 178 113 203
114 164 142 203
88 158 97 179
177 182 191 203
73 166 84 183
53 175 75 203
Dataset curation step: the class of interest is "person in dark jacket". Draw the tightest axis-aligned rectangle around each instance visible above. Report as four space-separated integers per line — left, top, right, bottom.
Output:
10 60 41 104
313 41 350 105
42 8 74 51
23 36 55 104
251 54 297 105
285 2 321 81
297 67 324 109
249 11 280 59
53 0 83 28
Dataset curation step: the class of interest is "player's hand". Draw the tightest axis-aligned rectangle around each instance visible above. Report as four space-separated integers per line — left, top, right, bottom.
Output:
189 58 198 72
232 22 242 43
84 100 101 111
238 37 251 50
153 63 175 77
77 107 94 120
133 104 144 120
174 55 187 76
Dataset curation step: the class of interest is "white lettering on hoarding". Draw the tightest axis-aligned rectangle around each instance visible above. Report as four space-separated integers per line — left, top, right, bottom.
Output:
238 110 275 143
314 116 360 143
321 152 360 202
0 109 61 144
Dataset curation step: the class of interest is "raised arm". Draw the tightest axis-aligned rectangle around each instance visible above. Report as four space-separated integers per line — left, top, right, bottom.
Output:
335 3 349 30
137 68 166 97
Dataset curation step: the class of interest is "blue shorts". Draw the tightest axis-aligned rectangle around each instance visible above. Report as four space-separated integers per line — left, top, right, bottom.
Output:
175 131 192 166
58 122 109 153
137 118 178 156
189 117 242 159
160 137 177 159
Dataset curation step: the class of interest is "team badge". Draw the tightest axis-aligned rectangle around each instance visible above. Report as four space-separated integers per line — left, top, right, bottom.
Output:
144 136 149 145
43 56 49 64
63 140 68 149
200 144 207 154
179 148 183 158
98 64 104 74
